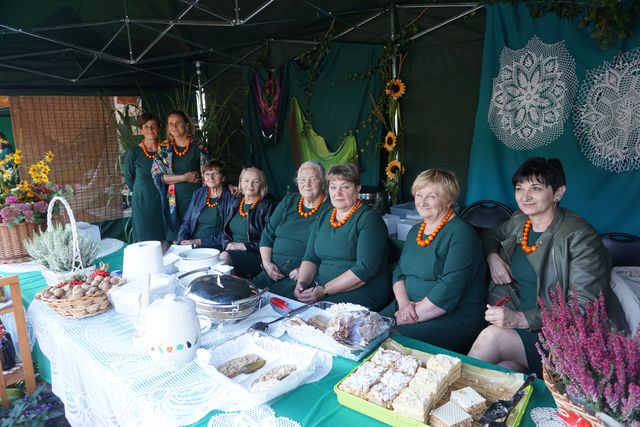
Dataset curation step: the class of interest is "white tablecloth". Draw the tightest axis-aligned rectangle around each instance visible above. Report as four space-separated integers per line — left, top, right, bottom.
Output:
27 295 331 427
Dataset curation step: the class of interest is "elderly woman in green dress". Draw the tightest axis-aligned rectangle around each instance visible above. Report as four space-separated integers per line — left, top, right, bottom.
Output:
253 161 330 297
381 169 486 352
152 111 207 240
293 163 391 311
218 166 275 278
123 112 166 242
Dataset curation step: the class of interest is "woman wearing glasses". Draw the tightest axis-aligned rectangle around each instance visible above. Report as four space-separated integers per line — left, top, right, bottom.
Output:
123 112 167 242
152 111 208 240
219 166 275 278
293 163 392 311
253 161 331 297
177 160 235 249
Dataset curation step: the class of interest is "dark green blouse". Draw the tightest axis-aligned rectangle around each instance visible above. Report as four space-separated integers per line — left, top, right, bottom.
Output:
228 211 249 244
192 200 222 241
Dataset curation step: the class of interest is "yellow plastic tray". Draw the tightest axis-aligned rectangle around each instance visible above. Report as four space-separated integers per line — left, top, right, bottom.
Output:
334 339 533 427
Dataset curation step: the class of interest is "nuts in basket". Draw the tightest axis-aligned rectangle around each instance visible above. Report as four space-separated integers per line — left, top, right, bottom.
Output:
39 263 125 300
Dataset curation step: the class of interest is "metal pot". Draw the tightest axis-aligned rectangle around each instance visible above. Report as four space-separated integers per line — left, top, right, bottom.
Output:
178 268 268 321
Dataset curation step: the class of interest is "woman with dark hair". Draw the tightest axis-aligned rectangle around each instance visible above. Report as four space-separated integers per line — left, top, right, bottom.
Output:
218 166 275 278
468 157 624 376
152 111 208 240
253 161 330 297
293 163 392 311
177 160 235 249
381 169 486 353
123 112 166 242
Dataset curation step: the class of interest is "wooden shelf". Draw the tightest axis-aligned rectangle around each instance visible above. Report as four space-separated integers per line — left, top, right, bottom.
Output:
0 276 36 408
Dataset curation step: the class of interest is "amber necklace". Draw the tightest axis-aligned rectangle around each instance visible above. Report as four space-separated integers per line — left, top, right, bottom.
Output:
521 218 539 254
140 141 157 159
205 189 220 208
172 138 191 157
239 197 260 217
330 199 362 229
416 208 454 247
298 195 325 218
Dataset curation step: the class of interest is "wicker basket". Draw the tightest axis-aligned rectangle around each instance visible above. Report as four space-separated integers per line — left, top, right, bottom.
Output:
542 362 604 427
35 196 121 319
0 222 44 264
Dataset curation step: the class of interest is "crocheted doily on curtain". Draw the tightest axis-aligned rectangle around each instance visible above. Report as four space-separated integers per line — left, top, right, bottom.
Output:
488 36 577 150
574 47 640 173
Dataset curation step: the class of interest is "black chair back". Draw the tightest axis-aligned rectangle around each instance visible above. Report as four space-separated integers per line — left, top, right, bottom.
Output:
460 200 513 231
600 233 640 267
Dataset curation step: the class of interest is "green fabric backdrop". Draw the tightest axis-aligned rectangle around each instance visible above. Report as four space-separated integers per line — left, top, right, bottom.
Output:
243 43 383 199
466 4 640 235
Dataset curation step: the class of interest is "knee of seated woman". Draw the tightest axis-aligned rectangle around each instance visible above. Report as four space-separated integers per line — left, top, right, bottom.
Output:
219 251 233 265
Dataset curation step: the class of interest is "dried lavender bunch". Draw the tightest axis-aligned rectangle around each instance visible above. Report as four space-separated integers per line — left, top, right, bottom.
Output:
538 287 640 425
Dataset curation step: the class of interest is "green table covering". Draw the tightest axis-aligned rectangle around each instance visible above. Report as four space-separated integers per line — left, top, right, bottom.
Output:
2 247 555 427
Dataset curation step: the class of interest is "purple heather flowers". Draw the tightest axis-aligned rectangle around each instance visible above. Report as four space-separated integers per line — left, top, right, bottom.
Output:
538 287 640 425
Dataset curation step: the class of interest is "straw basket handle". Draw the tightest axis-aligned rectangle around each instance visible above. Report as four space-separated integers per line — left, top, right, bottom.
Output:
47 196 85 273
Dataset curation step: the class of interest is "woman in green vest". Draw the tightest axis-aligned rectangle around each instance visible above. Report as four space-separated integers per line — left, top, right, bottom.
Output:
381 169 486 353
123 112 166 242
253 160 330 297
294 163 391 311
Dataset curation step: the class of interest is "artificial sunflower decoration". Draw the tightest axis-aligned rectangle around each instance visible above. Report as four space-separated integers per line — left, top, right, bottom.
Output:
385 160 404 179
385 78 406 99
383 131 397 152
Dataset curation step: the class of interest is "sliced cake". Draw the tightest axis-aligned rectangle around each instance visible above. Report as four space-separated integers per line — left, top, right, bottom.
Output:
429 401 473 427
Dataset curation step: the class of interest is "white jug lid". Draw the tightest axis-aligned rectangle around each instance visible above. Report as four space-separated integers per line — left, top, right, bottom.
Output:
147 293 196 317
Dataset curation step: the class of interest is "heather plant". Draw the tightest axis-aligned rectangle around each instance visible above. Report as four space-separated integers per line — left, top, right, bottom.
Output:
538 287 640 426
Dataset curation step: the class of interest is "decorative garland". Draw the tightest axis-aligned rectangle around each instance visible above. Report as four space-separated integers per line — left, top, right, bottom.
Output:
329 199 362 229
298 195 325 218
521 218 539 253
239 197 260 217
416 209 454 247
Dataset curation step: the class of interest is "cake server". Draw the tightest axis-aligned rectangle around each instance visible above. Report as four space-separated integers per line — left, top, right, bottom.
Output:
478 373 537 425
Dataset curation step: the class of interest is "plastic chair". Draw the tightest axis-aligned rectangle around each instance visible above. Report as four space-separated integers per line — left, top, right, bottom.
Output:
459 200 513 231
600 233 640 267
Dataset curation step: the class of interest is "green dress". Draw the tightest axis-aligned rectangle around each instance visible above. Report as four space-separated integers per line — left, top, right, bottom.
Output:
172 143 202 227
302 204 391 311
252 194 330 297
192 199 222 240
511 230 543 376
123 146 166 242
380 216 487 353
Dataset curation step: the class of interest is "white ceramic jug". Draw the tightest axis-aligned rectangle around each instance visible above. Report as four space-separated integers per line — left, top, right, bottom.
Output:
146 293 201 368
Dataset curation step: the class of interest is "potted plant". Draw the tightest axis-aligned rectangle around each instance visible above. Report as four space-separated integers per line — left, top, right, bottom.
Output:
24 223 100 286
0 382 66 426
0 149 72 263
538 287 640 427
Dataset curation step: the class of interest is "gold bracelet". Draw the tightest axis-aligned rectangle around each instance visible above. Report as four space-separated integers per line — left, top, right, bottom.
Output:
321 285 329 297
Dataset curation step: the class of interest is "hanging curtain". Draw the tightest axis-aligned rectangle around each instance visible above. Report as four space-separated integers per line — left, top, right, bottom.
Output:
466 4 640 235
243 43 383 199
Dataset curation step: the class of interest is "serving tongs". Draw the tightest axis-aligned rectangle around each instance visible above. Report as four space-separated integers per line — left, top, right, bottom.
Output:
478 373 537 426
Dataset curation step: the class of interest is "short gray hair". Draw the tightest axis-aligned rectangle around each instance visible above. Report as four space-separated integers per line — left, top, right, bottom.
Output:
296 160 327 190
326 163 359 186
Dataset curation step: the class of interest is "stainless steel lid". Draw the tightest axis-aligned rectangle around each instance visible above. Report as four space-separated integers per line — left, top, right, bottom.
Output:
187 274 260 305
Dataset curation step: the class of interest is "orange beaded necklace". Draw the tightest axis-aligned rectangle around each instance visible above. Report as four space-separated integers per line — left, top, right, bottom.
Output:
521 218 539 254
239 197 260 217
140 142 157 159
298 195 325 218
330 199 362 229
172 138 191 157
416 208 454 247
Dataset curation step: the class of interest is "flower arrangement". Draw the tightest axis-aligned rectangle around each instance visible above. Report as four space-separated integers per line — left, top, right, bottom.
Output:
0 382 65 426
0 149 72 226
538 287 640 426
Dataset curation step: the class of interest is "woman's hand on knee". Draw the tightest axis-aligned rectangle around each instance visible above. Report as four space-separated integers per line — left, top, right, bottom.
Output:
395 302 418 325
487 253 514 284
288 268 299 281
226 242 246 251
485 305 528 329
263 261 284 280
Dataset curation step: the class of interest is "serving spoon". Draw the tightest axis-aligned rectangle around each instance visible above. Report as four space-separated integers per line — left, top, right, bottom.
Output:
247 303 310 332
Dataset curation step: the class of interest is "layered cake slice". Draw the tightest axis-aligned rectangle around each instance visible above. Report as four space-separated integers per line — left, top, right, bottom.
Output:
392 387 436 423
338 361 386 398
370 348 403 368
394 354 421 375
449 386 487 419
429 401 473 427
366 383 400 409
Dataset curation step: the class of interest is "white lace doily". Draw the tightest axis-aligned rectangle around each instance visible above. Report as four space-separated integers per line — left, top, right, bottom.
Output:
488 36 577 149
208 406 300 427
574 47 640 172
531 407 565 427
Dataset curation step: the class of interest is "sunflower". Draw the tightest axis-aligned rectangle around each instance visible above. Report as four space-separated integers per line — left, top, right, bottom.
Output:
385 78 406 99
44 151 55 162
12 150 22 165
383 131 397 152
385 160 404 179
